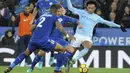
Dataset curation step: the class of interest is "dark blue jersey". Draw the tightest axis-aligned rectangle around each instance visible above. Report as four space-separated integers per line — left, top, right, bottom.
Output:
31 12 58 41
51 15 78 39
36 0 58 15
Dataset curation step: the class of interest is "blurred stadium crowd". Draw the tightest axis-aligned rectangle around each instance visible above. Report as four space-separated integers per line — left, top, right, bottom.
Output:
0 0 130 27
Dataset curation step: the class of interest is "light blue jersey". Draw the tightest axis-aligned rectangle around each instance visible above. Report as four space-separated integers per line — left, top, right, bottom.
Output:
67 0 121 37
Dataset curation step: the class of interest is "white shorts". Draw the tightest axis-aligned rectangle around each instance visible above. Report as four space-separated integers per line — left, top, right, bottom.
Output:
71 34 92 47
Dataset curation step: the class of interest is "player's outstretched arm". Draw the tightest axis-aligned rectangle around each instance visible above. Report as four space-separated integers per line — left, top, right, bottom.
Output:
67 0 83 14
30 7 38 24
102 19 121 27
67 0 75 11
99 17 127 32
98 16 120 27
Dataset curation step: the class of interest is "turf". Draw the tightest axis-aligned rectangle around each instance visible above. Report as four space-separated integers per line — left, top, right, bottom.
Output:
0 66 130 73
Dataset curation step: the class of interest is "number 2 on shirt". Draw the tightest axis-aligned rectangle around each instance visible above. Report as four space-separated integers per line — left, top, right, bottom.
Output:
37 17 46 27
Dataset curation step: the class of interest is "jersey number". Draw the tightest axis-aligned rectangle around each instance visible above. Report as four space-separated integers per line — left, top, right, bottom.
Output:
37 17 46 27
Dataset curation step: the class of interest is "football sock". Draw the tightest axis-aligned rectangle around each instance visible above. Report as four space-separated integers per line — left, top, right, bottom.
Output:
9 52 27 69
39 56 44 62
74 48 89 61
55 53 64 71
62 51 73 65
51 51 54 57
30 54 41 69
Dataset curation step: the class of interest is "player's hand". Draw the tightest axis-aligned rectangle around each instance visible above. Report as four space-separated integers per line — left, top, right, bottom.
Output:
78 24 83 29
120 24 127 32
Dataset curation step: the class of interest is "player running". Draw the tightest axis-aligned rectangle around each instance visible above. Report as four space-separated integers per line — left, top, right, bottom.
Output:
3 4 75 73
31 0 67 69
27 7 82 73
31 0 69 70
66 0 127 70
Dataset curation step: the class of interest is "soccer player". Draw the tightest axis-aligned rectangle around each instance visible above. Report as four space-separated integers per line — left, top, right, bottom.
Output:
66 0 126 69
31 0 67 69
3 4 75 73
31 0 60 68
27 7 82 73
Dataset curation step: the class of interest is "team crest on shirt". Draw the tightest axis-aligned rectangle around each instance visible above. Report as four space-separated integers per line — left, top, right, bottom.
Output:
49 2 53 5
58 18 63 22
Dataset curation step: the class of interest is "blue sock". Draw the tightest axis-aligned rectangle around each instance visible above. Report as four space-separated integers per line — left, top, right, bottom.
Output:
39 56 44 62
55 66 62 71
51 51 54 57
74 48 89 61
30 54 41 69
9 52 27 68
55 53 64 71
62 51 73 65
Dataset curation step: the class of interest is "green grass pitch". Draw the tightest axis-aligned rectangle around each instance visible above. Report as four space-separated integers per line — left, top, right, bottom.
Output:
0 66 130 73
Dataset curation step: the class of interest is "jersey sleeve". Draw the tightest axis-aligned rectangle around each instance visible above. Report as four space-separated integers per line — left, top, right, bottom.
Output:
64 16 78 24
67 0 84 15
98 16 121 27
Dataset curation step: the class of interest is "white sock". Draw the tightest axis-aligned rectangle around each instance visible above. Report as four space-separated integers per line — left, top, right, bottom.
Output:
74 48 89 61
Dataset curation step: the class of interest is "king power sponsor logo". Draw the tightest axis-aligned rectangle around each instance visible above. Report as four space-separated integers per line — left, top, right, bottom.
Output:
93 36 130 46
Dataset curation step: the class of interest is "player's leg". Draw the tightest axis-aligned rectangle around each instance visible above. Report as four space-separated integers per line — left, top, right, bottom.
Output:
62 45 76 73
65 34 92 72
4 42 36 73
24 35 31 66
49 51 55 65
39 38 75 72
72 41 92 63
56 45 78 73
54 52 64 72
37 56 44 69
53 42 74 70
51 38 68 73
4 49 33 73
54 43 75 54
66 41 92 73
45 38 75 65
54 45 75 73
67 34 92 63
27 50 45 72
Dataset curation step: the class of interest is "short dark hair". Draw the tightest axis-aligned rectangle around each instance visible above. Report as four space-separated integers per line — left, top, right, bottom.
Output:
86 0 97 7
50 4 62 13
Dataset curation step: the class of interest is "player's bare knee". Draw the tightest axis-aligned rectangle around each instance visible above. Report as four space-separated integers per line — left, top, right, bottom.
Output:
38 50 45 56
65 46 75 53
82 41 92 49
25 49 32 56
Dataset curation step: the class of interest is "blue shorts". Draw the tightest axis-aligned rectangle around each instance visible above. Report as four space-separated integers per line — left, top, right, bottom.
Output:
51 37 69 48
27 38 56 52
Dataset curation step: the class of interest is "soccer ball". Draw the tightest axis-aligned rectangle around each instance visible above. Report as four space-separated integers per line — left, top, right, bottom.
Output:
78 64 89 73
